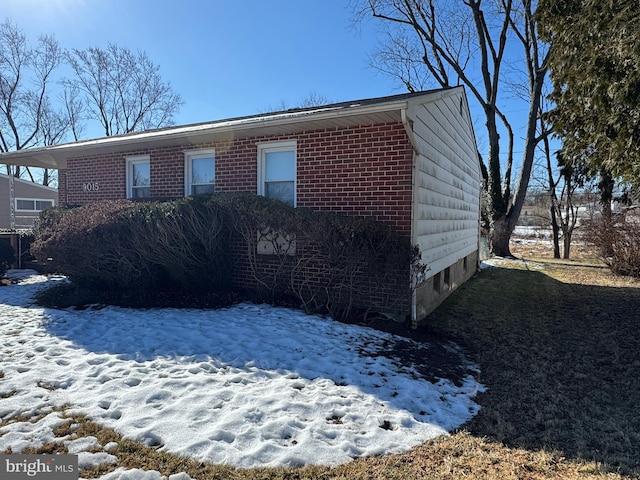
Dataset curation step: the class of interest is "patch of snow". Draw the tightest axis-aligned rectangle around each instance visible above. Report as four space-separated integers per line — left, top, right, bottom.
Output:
83 469 167 480
3 269 41 280
104 441 119 452
0 271 483 474
78 451 118 470
65 435 102 454
0 411 67 453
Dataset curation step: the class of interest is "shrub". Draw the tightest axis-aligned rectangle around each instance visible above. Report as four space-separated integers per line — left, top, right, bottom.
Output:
0 239 15 277
585 211 640 277
31 200 150 289
125 196 230 292
32 198 231 292
217 192 298 302
218 192 423 322
33 193 425 321
292 209 422 322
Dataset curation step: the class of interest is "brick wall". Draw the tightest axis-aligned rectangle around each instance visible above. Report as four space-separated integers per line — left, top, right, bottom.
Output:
62 122 413 234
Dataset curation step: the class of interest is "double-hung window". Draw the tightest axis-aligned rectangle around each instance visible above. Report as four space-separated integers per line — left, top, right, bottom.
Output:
257 140 297 207
185 149 215 195
126 155 151 199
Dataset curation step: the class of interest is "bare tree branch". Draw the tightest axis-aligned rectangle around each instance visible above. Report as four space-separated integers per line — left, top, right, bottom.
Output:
0 20 65 182
65 44 183 136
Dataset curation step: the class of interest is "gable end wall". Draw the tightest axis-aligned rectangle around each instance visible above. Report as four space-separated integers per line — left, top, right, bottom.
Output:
409 91 482 323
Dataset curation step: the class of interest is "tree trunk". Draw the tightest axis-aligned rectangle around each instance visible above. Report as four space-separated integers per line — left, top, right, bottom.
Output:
490 55 547 258
599 170 614 222
563 230 572 259
486 109 507 221
550 206 561 258
490 216 514 257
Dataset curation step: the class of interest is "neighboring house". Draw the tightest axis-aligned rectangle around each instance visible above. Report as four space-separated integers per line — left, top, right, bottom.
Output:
0 87 482 325
0 173 57 269
0 173 57 230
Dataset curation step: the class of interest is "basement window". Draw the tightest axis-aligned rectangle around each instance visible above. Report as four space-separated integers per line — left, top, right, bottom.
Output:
433 271 441 294
444 267 451 290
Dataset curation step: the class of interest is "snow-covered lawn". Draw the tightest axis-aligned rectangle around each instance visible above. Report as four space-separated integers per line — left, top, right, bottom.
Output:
0 270 482 479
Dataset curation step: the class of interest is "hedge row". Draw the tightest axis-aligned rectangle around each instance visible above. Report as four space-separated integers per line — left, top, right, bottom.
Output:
32 193 425 321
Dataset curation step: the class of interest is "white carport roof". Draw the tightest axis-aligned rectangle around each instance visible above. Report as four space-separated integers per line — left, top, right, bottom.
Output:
0 87 459 170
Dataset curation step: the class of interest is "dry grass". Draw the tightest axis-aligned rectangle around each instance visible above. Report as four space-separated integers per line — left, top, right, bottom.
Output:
427 237 640 478
10 412 625 480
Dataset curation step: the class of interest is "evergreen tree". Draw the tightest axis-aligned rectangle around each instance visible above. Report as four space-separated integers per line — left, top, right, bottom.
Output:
539 0 640 183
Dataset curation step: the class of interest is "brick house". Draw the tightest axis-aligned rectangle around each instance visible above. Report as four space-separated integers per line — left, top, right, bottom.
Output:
1 87 481 325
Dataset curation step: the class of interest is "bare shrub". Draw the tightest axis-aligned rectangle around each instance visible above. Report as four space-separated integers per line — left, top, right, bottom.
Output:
584 211 640 277
32 193 425 321
292 209 423 322
30 200 152 289
219 192 424 322
126 196 230 292
218 193 297 302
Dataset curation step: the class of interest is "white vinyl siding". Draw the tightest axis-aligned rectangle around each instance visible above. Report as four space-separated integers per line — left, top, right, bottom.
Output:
409 90 481 276
185 149 215 195
257 140 297 207
126 155 151 199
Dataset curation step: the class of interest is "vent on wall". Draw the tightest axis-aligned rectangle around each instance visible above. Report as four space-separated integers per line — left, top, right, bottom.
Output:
433 271 441 293
444 267 451 290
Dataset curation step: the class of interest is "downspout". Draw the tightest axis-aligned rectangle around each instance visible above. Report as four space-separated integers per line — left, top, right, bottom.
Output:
401 107 420 327
8 167 15 230
401 108 418 153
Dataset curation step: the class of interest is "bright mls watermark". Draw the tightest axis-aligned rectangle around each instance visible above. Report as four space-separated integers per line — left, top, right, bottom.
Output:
1 455 77 480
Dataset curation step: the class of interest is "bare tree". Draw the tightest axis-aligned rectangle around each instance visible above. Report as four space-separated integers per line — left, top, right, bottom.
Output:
261 91 333 113
65 44 182 136
0 20 63 180
544 150 583 259
530 120 595 259
355 0 549 256
35 98 69 186
61 86 85 142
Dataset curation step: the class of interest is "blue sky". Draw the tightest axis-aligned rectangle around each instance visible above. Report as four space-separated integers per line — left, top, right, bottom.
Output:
4 0 538 166
4 0 401 125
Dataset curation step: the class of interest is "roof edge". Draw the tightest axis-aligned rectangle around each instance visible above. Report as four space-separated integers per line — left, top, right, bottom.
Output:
0 87 460 168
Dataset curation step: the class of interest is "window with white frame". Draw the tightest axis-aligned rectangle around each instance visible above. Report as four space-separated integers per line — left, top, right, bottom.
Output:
257 140 297 207
15 198 55 212
185 149 215 195
126 155 151 199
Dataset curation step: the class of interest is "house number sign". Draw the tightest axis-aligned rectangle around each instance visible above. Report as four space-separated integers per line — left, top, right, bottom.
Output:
83 182 99 192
